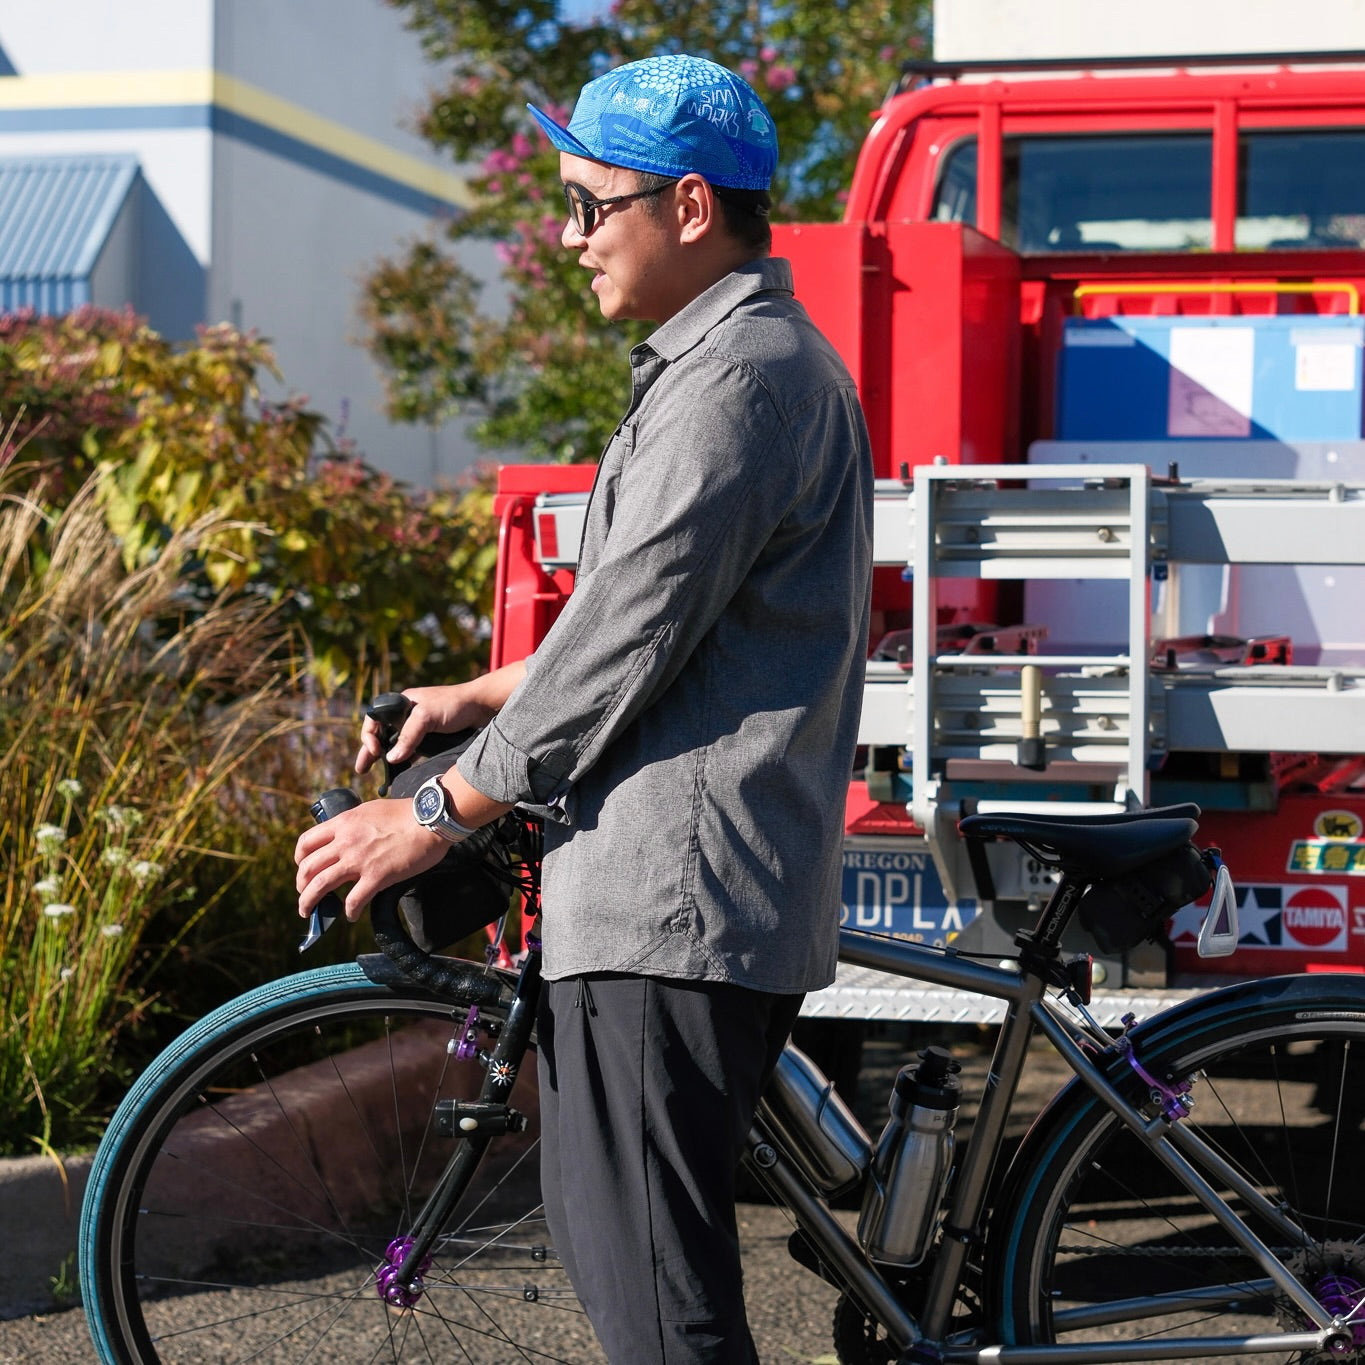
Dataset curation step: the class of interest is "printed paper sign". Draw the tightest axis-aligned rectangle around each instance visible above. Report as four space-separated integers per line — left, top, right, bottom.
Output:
1295 342 1356 392
1167 327 1254 437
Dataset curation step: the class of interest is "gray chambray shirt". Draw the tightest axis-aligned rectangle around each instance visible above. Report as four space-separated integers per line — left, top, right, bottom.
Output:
458 257 873 993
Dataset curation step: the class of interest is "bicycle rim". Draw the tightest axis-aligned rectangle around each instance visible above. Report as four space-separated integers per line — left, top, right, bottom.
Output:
993 980 1365 1362
80 964 599 1363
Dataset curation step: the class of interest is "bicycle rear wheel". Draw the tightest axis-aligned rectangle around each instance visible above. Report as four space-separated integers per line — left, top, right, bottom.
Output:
990 974 1365 1362
80 962 599 1363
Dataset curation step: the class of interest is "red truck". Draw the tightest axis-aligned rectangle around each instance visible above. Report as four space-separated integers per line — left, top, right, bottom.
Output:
489 51 1365 1027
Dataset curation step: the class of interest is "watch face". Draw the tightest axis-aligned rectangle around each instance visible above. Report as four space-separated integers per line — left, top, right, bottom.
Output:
415 783 444 823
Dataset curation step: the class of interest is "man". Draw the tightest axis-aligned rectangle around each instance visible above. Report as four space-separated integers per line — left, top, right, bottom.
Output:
296 53 872 1363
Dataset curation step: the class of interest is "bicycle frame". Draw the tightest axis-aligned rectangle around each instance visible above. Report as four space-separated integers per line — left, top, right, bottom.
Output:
743 910 1346 1362
343 786 1352 1363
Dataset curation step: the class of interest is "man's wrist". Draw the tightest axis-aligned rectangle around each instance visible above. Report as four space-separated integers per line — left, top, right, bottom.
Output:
412 776 477 844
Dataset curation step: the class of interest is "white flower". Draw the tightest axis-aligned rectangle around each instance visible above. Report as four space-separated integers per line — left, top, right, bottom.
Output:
101 847 129 869
129 859 162 883
56 778 83 801
60 967 74 981
99 806 144 831
100 924 125 938
35 824 67 848
42 903 76 918
34 876 61 898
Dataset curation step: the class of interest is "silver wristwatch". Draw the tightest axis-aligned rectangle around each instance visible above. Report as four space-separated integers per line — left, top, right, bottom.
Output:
412 776 476 844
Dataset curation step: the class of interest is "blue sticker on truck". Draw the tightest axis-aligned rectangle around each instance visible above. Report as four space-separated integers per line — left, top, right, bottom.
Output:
841 846 979 945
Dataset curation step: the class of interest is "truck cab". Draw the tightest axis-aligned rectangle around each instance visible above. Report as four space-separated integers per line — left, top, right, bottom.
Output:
491 53 1365 1021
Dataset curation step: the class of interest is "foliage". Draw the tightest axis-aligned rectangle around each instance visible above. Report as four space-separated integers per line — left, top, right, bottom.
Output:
0 307 497 693
0 465 307 1154
363 0 930 459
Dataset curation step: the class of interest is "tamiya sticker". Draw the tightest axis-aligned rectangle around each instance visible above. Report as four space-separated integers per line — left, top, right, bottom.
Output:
1313 810 1363 841
1168 883 1351 953
1287 840 1365 875
840 848 978 945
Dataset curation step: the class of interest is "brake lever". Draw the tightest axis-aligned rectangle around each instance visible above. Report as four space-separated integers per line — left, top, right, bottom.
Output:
366 691 415 796
298 787 362 953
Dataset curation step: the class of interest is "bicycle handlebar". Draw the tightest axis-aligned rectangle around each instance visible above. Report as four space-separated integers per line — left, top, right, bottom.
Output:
301 691 534 995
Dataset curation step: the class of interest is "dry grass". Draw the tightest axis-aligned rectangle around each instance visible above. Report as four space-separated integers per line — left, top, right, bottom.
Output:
0 463 311 1153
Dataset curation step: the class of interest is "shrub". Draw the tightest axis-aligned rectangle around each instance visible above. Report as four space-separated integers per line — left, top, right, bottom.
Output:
0 307 496 695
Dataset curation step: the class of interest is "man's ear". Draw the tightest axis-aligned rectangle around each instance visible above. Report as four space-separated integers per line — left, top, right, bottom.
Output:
675 173 716 243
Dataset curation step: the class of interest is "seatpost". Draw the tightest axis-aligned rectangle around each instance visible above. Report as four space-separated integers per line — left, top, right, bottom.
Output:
1013 870 1088 976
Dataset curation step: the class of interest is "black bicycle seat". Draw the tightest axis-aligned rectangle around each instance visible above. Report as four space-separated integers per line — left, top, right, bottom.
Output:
958 804 1200 881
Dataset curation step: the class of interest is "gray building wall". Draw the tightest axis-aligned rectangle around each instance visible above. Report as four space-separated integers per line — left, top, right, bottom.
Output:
0 0 495 486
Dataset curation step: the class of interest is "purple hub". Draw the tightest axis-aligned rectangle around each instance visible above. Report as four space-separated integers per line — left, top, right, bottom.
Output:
376 1236 433 1308
1316 1273 1365 1348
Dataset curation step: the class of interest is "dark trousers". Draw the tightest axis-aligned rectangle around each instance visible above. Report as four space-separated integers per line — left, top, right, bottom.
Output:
537 973 803 1365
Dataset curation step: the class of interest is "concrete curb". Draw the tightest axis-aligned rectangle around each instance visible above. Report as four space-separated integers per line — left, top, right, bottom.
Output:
0 1153 92 1320
0 1018 528 1325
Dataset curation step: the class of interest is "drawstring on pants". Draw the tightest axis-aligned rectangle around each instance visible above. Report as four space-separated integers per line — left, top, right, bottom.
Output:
574 976 596 1014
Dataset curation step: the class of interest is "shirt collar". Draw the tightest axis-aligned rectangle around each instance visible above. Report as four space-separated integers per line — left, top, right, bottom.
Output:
635 257 794 365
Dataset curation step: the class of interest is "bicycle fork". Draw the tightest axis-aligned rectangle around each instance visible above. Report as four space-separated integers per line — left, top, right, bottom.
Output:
382 953 542 1302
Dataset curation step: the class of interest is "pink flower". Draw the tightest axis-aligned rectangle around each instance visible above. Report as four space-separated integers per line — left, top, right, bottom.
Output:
511 132 533 160
739 58 759 80
482 148 518 175
760 45 778 62
765 65 796 92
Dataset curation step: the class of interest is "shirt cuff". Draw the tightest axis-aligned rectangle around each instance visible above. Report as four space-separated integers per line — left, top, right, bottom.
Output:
456 719 573 824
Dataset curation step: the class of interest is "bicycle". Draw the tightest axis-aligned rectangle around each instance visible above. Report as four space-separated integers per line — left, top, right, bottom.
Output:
79 696 1365 1363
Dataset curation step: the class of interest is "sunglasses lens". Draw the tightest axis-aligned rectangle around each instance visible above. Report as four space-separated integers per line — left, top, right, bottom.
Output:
564 184 590 235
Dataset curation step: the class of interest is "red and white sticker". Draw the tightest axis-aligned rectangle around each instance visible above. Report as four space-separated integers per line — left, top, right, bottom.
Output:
1281 885 1349 952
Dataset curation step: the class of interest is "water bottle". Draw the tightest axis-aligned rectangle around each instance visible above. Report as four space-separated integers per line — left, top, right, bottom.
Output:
758 1045 871 1197
857 1045 961 1267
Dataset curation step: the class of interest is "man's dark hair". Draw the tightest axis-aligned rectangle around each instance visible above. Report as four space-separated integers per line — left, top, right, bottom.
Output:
635 170 772 252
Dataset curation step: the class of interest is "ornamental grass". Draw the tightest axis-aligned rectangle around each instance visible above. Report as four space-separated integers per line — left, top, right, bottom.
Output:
0 463 307 1156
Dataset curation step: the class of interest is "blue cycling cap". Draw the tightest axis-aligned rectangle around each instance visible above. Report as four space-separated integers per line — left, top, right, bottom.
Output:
527 54 777 191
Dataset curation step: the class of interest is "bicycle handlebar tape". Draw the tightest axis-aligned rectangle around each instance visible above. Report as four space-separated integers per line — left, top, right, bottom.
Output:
369 884 507 1006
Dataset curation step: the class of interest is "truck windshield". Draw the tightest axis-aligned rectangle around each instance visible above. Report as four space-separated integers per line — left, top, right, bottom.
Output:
933 133 1212 251
1237 128 1365 249
932 128 1365 253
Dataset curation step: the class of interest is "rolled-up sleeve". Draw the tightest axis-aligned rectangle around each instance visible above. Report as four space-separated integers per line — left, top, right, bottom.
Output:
458 351 803 815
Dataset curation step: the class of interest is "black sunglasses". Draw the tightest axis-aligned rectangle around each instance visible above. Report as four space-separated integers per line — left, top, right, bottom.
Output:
562 179 677 236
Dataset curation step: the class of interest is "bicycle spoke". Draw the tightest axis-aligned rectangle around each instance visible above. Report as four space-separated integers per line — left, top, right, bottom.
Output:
82 974 603 1362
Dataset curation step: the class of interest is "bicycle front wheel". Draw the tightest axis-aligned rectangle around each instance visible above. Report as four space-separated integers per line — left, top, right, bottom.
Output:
80 962 598 1363
991 974 1365 1362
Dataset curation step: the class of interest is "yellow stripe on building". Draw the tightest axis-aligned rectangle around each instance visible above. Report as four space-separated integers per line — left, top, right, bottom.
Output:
0 70 472 210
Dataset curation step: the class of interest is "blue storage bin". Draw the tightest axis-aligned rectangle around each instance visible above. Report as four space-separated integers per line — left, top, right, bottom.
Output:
1057 314 1365 441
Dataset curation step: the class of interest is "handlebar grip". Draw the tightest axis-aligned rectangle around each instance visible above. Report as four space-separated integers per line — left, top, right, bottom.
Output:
367 691 413 741
366 692 415 796
298 787 362 953
311 786 362 823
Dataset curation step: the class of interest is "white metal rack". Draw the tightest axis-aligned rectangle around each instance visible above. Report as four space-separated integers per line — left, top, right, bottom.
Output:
529 464 1365 1019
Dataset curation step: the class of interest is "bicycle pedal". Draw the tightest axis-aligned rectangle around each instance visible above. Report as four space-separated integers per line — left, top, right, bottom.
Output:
434 1100 527 1137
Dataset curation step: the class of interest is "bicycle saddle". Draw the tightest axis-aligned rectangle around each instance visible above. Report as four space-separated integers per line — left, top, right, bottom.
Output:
958 804 1201 880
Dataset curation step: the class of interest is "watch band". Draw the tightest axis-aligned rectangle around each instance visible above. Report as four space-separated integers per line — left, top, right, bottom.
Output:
412 776 477 844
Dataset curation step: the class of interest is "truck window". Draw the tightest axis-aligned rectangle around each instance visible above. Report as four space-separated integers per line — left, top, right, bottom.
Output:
1236 128 1365 249
933 132 1215 253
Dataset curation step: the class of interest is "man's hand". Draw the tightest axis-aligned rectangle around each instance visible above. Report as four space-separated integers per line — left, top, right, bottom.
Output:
295 798 447 921
354 662 529 776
